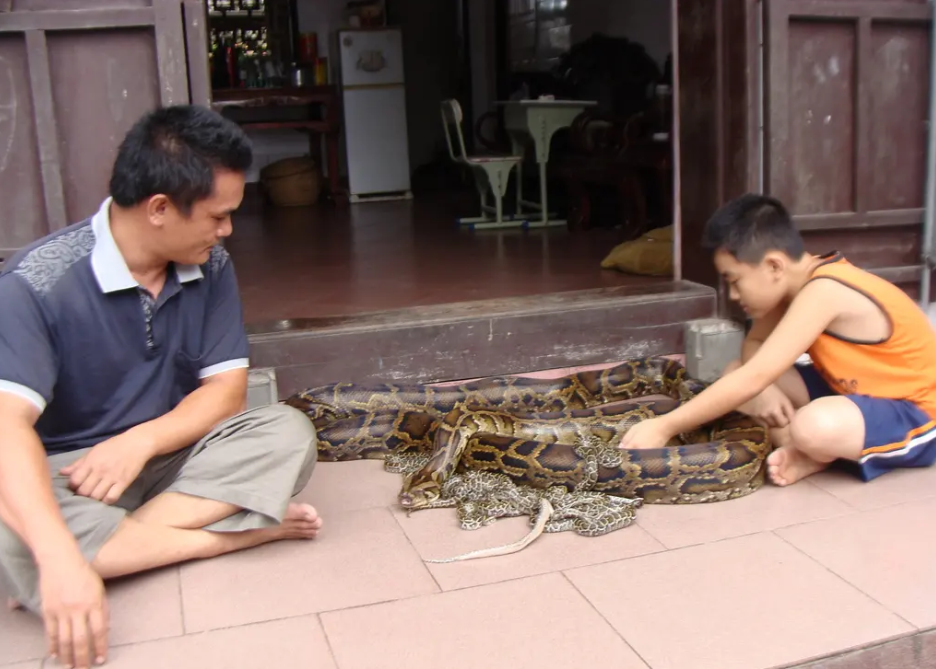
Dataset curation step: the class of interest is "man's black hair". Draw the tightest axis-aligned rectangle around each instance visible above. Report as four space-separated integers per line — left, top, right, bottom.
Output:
701 193 805 263
109 104 253 214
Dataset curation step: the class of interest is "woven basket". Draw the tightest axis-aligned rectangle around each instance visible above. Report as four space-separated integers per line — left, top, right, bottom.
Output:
260 156 322 207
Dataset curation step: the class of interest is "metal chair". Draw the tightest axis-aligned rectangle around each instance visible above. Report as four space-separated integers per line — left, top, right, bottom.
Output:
440 99 527 230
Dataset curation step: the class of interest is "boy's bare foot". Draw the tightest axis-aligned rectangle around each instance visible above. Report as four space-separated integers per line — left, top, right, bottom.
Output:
767 446 828 486
268 503 323 541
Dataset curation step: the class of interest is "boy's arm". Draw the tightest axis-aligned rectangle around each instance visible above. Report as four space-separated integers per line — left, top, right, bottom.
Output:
647 280 842 441
741 305 785 362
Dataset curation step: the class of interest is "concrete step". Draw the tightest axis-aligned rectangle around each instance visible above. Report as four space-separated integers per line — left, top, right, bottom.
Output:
245 280 717 398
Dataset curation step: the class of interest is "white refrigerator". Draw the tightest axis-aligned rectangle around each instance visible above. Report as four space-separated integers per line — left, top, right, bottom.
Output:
336 28 413 202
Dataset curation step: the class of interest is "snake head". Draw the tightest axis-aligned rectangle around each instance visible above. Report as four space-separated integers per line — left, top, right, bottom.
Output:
281 396 349 428
398 475 441 511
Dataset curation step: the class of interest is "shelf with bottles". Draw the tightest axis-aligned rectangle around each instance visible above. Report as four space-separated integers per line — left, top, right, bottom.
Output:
207 0 267 18
210 27 287 90
210 27 269 52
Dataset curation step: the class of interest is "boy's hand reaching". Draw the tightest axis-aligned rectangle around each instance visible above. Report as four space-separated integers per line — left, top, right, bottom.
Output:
744 385 797 428
619 417 673 450
619 383 797 451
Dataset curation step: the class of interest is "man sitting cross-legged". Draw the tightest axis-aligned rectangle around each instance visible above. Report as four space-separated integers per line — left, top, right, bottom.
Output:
0 105 321 669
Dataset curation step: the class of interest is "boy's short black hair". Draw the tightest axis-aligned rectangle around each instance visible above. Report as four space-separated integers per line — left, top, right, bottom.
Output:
701 193 805 263
109 104 253 215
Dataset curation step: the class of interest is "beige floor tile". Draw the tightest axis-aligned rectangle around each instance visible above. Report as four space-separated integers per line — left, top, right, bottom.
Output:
0 567 182 666
807 464 936 511
565 532 912 669
321 573 648 669
293 459 405 518
99 568 185 645
179 507 438 633
101 615 336 669
778 497 936 628
391 505 664 591
636 478 854 548
4 663 40 669
0 592 46 666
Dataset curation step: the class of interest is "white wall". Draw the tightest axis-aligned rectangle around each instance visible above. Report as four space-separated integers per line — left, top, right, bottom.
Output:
569 0 671 68
296 0 347 53
242 0 346 183
242 128 308 183
244 0 462 183
386 0 461 172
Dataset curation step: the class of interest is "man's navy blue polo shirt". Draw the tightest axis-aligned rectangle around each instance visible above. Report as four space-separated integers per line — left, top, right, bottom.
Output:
0 198 250 455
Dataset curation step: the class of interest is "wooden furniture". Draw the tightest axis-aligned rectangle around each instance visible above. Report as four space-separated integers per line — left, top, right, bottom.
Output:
495 99 598 228
205 0 298 83
211 86 346 204
441 99 524 230
557 110 673 234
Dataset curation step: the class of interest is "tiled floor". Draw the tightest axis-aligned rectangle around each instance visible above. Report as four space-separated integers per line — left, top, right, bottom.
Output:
3 362 934 669
3 461 932 669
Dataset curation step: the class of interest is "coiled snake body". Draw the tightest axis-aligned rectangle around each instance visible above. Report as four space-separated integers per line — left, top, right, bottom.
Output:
284 356 771 559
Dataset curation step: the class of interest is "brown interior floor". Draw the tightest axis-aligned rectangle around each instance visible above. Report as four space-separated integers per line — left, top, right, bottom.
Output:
225 188 669 326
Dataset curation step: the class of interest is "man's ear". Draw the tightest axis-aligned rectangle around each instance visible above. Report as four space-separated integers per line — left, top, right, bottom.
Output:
146 194 172 228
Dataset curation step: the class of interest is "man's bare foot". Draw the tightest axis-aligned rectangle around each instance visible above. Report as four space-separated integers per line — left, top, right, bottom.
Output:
767 446 828 486
267 503 323 541
6 597 23 611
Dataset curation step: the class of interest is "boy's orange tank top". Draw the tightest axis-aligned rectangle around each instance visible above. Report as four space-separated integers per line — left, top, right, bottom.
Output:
806 252 936 419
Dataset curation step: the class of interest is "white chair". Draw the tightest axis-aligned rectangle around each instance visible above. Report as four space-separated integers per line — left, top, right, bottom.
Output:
440 99 527 230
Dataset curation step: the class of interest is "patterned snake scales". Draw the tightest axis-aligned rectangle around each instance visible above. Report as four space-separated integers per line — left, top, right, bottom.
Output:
284 356 771 561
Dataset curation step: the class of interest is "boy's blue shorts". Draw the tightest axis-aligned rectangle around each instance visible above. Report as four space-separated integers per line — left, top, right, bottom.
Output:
795 363 936 481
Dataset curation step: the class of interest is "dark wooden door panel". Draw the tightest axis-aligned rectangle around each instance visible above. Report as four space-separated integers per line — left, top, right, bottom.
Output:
765 0 932 298
0 0 196 263
766 0 931 234
676 0 932 307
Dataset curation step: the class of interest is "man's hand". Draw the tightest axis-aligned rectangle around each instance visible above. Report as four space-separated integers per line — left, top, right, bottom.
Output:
619 417 674 450
59 432 154 504
38 552 109 669
743 385 797 428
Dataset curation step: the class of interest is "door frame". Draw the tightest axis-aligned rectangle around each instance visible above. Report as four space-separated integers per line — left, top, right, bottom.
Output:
0 0 208 264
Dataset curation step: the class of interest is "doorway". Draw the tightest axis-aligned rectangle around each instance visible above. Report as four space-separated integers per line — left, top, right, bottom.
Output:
222 0 684 327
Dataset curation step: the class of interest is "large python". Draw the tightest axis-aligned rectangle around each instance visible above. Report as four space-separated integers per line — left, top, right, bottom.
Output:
284 356 772 551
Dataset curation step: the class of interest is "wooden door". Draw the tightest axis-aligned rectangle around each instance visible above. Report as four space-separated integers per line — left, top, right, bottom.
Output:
0 0 209 264
764 0 933 296
677 0 933 303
